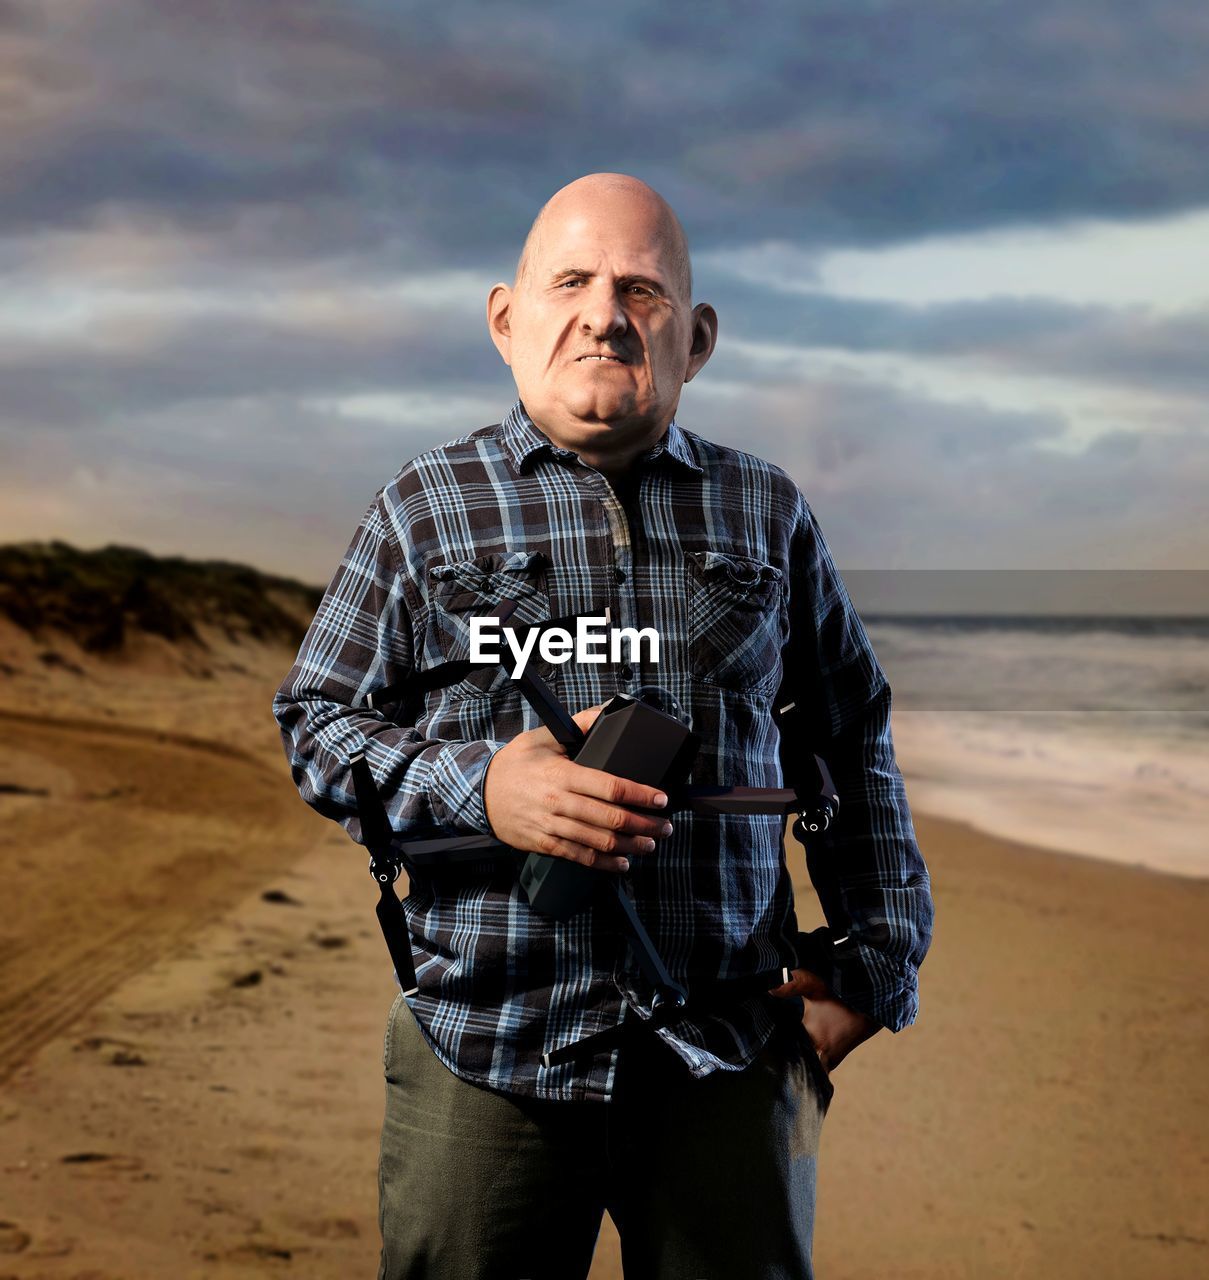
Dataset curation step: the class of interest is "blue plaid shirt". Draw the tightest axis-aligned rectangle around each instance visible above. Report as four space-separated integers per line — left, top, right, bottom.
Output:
272 402 933 1102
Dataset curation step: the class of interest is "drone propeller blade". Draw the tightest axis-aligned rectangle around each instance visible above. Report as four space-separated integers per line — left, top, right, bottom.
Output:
375 891 419 996
676 786 799 816
349 751 395 855
812 754 839 812
349 751 419 995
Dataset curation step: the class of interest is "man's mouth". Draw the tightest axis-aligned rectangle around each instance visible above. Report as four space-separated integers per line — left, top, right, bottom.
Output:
576 354 628 363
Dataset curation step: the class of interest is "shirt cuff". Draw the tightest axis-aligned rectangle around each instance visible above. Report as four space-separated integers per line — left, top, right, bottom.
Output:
426 738 509 835
826 940 921 1033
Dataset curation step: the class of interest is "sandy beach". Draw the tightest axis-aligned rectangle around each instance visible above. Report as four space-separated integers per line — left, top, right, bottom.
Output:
2 622 1207 1278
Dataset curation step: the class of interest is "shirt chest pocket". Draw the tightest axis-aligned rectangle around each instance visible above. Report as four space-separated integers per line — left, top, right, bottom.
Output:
427 549 553 698
684 550 787 696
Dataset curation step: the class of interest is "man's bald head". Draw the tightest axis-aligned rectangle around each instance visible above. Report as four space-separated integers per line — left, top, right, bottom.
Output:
514 173 693 302
486 171 717 476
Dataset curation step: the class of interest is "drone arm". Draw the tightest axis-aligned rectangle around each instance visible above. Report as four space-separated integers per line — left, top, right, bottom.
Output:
349 750 419 994
607 882 688 1012
675 786 799 815
507 658 586 752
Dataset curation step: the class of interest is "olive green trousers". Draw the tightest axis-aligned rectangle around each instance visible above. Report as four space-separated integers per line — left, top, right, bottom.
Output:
377 994 831 1280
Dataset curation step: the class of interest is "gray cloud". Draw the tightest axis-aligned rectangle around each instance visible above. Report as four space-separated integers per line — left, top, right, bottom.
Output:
710 281 1209 399
8 362 1205 582
0 304 507 431
676 369 1209 570
2 0 1208 271
5 267 1204 443
0 390 512 581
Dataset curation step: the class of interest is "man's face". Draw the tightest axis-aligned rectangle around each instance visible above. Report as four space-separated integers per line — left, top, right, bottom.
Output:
488 194 713 459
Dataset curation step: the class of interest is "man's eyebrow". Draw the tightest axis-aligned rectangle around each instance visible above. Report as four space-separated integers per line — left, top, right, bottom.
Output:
619 274 669 295
547 267 669 294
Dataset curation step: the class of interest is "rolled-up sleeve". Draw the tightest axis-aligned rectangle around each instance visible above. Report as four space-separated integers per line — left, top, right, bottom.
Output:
271 494 506 845
786 494 934 1032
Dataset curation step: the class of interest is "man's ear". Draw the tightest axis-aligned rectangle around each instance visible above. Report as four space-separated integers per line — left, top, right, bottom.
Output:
683 302 718 384
487 283 513 366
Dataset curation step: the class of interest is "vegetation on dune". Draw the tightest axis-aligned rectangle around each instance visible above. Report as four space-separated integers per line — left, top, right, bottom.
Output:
0 540 323 653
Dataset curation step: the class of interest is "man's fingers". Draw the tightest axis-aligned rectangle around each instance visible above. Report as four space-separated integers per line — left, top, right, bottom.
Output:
803 1024 833 1075
547 817 659 860
556 793 674 842
525 703 606 756
768 967 831 1000
520 702 605 752
564 761 669 813
570 703 608 733
533 828 630 873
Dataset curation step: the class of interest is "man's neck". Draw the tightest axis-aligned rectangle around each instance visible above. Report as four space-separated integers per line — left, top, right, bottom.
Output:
572 437 655 480
606 463 642 511
529 408 668 479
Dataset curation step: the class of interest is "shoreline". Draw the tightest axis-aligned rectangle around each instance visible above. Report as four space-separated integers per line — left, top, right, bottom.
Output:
908 783 1209 882
893 708 1209 879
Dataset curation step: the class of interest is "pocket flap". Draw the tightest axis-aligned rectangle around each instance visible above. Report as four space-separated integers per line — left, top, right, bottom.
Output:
429 551 549 614
686 550 782 592
428 549 547 588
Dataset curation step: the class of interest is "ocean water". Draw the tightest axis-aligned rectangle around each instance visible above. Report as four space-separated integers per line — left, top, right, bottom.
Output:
863 617 1209 878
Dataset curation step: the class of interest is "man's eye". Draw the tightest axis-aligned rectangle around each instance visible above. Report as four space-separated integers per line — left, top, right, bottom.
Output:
628 286 651 296
559 279 584 288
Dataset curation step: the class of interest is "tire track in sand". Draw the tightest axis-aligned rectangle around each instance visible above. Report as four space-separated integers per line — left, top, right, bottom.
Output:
0 710 324 1081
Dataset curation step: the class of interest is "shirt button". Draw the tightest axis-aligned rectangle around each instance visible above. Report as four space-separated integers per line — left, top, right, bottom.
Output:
620 664 634 681
614 568 627 584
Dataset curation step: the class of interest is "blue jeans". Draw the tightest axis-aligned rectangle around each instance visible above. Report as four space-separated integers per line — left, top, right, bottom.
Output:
377 995 830 1279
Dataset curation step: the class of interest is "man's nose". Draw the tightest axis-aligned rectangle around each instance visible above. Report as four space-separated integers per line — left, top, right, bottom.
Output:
579 283 628 339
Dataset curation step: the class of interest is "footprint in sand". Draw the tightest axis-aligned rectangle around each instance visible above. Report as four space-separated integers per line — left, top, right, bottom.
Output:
292 1216 361 1240
70 1035 149 1066
207 1241 299 1264
261 889 303 906
59 1151 145 1174
0 1220 32 1254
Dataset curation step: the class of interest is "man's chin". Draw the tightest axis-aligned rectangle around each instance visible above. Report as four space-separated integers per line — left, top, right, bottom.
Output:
534 398 648 443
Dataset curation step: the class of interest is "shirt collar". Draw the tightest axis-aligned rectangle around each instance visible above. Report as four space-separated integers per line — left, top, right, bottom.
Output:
500 401 703 477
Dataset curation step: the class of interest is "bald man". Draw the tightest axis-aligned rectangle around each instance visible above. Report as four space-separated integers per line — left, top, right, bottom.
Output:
273 173 933 1279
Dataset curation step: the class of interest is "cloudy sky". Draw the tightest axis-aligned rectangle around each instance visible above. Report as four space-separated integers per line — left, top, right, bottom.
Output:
2 0 1207 590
